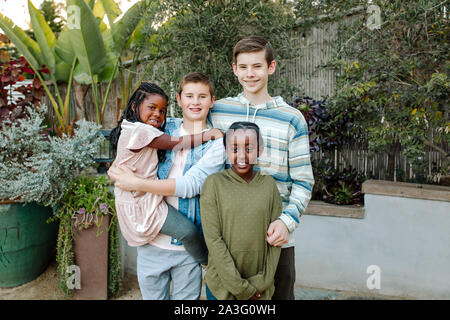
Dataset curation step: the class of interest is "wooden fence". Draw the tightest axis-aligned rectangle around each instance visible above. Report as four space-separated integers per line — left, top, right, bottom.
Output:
311 144 446 183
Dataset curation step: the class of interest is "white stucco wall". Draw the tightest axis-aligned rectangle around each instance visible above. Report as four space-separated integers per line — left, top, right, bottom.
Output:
294 194 450 299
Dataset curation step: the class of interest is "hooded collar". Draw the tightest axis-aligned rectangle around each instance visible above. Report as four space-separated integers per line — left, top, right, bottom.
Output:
237 93 286 122
226 168 263 185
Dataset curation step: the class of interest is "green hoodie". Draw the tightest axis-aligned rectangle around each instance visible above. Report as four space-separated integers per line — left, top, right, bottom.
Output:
200 168 282 300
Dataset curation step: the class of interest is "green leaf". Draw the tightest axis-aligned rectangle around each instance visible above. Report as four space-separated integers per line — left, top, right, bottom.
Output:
97 51 119 82
55 60 71 81
28 0 56 72
55 26 75 65
85 0 96 10
73 63 91 84
101 0 122 28
0 13 41 69
111 0 151 54
67 0 107 77
93 0 106 20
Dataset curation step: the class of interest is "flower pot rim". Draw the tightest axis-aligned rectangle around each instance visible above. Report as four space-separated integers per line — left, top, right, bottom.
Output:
0 199 23 205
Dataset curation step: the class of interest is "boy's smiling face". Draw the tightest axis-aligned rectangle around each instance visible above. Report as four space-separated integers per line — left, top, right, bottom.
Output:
177 82 215 123
233 49 276 99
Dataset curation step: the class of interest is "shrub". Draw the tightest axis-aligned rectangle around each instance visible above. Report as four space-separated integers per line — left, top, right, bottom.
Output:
0 105 104 207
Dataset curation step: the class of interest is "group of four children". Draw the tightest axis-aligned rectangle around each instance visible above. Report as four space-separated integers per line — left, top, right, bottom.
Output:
108 35 314 300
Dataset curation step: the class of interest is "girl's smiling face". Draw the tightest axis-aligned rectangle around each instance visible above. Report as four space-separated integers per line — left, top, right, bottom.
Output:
226 128 261 181
136 94 168 128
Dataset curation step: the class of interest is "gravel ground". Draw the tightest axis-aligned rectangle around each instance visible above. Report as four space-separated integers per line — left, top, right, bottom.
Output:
1 257 402 300
0 257 142 300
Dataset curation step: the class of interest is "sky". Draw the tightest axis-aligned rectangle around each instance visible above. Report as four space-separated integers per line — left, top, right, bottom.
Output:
0 0 139 30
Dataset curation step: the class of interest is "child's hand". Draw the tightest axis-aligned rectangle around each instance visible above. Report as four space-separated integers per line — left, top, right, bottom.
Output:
107 165 139 192
249 292 261 300
266 219 289 247
203 128 224 141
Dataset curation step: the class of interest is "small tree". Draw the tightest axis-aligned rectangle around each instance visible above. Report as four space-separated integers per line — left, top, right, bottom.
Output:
296 0 449 181
39 0 65 36
144 0 298 112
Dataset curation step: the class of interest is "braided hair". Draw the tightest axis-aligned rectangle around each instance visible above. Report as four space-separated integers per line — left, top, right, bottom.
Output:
110 82 169 163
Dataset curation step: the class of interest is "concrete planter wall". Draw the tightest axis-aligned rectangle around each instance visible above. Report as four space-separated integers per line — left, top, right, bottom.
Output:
295 180 450 299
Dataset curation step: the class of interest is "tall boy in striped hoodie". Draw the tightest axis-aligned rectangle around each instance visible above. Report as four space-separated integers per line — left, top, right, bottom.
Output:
208 35 314 300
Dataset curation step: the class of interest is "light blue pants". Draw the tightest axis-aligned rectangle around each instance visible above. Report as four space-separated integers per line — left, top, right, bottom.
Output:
136 244 202 300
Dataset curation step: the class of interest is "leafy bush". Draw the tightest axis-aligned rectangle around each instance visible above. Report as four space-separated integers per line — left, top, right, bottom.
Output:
295 0 449 180
0 105 104 207
291 97 366 205
0 54 45 128
312 158 366 205
290 97 354 153
144 0 298 108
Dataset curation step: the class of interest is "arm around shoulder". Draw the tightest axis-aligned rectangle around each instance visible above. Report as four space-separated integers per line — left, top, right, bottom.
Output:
174 138 226 198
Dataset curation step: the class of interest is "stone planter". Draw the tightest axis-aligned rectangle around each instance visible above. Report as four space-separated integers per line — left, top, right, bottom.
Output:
0 201 58 287
72 212 110 300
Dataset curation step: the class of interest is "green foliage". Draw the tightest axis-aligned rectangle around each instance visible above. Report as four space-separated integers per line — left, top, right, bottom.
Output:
297 0 450 180
311 158 366 205
144 0 298 107
0 0 152 131
53 174 115 222
108 215 122 297
39 0 65 36
0 105 104 207
55 213 74 296
51 174 122 298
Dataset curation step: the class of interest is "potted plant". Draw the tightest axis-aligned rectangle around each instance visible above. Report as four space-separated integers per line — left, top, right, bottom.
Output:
51 174 122 299
0 104 104 287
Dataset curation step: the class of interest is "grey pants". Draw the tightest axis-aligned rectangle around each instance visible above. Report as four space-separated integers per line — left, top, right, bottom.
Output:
137 244 202 300
160 204 208 265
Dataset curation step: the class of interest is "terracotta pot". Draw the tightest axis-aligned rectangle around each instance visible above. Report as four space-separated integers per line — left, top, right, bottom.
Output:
72 213 110 300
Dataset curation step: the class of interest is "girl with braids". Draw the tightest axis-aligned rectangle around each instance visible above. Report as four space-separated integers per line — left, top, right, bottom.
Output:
109 82 222 266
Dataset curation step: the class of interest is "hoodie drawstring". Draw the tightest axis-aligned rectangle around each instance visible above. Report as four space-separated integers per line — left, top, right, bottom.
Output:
252 105 263 122
245 102 264 122
245 102 250 121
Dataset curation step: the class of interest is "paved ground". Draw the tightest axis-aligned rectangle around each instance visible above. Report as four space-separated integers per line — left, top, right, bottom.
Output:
0 257 403 300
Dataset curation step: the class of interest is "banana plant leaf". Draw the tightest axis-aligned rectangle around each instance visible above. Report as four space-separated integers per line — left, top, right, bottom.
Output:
28 0 56 73
0 13 42 70
54 26 75 65
67 0 107 77
111 0 152 54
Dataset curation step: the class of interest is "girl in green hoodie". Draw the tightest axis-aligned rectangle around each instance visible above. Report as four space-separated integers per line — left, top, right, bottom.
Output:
200 121 282 300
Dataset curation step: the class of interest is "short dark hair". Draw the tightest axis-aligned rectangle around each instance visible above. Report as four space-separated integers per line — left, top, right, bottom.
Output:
233 35 274 66
223 121 264 154
178 72 215 97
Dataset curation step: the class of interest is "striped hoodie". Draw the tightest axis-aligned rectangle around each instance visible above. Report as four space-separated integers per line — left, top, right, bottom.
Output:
208 93 314 247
